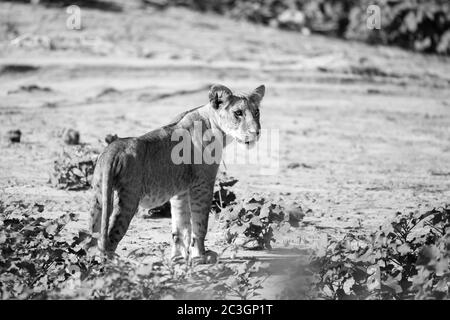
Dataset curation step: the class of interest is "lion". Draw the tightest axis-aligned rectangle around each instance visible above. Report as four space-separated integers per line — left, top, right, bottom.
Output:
89 84 265 263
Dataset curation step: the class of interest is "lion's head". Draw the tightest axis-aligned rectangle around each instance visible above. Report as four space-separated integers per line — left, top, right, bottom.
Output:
208 84 265 147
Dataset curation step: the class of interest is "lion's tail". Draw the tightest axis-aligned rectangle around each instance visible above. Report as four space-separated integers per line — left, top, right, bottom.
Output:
99 155 115 253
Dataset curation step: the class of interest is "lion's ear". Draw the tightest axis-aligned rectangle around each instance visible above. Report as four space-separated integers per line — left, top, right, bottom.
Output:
209 84 232 109
249 85 265 105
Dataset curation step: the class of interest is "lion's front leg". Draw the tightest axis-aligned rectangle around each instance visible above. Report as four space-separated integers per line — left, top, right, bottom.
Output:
189 181 216 264
170 190 191 261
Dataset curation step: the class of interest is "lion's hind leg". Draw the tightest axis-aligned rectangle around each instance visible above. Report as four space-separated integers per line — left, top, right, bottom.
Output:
104 187 140 253
89 169 104 248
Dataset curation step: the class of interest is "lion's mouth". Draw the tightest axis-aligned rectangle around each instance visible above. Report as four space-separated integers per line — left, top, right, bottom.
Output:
235 137 258 147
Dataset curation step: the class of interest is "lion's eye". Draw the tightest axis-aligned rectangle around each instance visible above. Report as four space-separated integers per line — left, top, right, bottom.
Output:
254 109 260 117
234 110 243 118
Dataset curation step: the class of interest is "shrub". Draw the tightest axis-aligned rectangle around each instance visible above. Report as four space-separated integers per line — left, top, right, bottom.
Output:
211 173 238 213
220 194 303 250
166 0 450 55
345 0 450 54
281 206 450 299
0 200 269 300
49 145 99 190
0 200 94 299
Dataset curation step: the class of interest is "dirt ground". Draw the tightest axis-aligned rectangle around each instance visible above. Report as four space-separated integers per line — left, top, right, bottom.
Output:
1 1 450 298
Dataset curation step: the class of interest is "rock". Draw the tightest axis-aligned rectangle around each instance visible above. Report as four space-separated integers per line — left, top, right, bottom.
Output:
284 201 305 226
63 129 80 145
8 84 52 94
287 162 300 169
34 203 44 213
205 250 218 264
287 162 314 169
6 129 21 143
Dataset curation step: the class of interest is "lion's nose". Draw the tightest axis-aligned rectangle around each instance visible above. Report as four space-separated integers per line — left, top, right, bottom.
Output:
249 128 260 136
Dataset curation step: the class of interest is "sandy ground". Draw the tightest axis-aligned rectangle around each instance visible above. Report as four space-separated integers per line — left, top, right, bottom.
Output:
1 1 450 298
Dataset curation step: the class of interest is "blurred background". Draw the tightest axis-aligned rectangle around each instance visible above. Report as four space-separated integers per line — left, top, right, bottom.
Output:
2 0 450 54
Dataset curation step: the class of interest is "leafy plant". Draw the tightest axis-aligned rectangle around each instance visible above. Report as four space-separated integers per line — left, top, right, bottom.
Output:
281 206 450 299
0 200 271 300
220 194 303 250
223 260 270 300
166 0 450 55
182 255 270 300
49 145 99 190
211 172 238 213
345 0 450 54
0 201 96 299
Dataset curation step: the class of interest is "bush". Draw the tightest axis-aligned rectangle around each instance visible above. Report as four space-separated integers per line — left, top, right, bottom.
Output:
2 200 448 299
166 0 450 55
219 194 304 250
211 172 238 213
281 206 450 299
0 200 95 299
0 200 269 299
345 0 450 54
49 145 99 190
